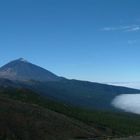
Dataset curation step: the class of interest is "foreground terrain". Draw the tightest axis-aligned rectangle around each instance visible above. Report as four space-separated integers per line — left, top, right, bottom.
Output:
0 86 140 139
0 87 108 140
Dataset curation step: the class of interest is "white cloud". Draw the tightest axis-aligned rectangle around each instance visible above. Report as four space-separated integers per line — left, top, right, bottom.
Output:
126 26 140 32
112 94 140 114
101 25 140 32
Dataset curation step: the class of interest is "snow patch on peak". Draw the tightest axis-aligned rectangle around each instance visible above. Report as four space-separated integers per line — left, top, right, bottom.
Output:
18 58 28 63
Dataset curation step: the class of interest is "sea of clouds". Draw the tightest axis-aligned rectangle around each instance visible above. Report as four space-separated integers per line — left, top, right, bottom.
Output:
112 94 140 114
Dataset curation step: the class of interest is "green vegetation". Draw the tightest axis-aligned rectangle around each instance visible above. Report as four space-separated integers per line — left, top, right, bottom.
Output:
29 79 140 111
1 87 140 138
0 87 99 140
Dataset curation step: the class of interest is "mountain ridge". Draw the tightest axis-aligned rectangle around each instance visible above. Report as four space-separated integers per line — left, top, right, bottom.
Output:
0 58 140 112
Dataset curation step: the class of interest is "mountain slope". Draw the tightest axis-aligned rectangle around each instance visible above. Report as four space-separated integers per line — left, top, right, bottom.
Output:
23 79 140 111
0 58 61 81
0 87 102 140
0 58 140 112
1 86 140 138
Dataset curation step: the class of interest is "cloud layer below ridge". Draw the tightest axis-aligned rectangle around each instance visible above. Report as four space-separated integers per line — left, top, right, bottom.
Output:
112 94 140 114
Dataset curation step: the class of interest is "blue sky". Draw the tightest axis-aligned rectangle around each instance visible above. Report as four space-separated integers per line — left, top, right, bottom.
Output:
0 0 140 83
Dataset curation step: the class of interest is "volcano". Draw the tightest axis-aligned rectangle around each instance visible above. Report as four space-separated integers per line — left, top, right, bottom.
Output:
0 58 61 81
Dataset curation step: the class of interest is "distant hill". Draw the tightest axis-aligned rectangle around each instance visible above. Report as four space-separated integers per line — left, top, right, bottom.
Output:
22 79 140 111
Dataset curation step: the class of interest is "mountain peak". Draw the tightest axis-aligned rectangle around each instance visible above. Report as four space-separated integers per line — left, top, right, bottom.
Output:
0 58 61 82
17 58 28 63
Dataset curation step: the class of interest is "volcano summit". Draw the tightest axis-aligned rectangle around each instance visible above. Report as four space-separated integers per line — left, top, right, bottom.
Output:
0 58 61 82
